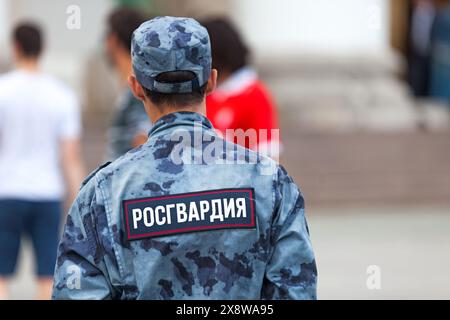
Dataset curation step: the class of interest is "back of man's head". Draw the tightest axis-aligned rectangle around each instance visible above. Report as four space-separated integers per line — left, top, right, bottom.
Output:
13 22 43 59
107 7 146 51
141 70 208 108
130 16 213 110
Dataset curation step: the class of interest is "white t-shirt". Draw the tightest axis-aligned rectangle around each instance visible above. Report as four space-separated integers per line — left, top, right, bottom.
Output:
0 70 81 200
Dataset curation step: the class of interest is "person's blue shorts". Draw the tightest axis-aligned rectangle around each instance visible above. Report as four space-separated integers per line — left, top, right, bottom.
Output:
0 199 61 277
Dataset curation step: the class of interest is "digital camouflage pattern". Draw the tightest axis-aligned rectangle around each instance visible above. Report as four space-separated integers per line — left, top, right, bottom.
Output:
52 112 317 300
107 88 152 160
131 16 212 94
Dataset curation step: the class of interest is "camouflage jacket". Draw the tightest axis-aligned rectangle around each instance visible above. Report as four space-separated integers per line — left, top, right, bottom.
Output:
52 111 317 300
106 88 152 160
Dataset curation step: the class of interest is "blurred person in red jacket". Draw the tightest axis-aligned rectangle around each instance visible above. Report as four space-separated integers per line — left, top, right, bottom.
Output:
201 18 281 160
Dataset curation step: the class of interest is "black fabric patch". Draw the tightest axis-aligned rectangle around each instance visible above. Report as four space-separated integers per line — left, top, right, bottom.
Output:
123 188 256 241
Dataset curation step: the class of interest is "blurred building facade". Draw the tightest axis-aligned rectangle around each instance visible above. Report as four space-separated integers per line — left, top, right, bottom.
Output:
0 0 449 205
1 0 446 132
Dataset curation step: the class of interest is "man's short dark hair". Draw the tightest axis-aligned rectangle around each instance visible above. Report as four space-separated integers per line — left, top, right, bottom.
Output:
142 71 207 108
107 7 146 50
13 23 43 58
200 17 249 74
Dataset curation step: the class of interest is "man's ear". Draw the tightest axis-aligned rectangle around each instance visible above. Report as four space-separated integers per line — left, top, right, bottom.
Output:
12 41 22 61
205 69 218 95
106 33 124 53
128 75 146 102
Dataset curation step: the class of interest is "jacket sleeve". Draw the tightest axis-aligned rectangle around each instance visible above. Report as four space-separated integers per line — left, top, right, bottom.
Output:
261 165 317 300
52 179 113 300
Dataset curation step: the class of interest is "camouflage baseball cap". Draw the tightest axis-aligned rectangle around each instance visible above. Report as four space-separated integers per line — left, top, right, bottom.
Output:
131 16 212 94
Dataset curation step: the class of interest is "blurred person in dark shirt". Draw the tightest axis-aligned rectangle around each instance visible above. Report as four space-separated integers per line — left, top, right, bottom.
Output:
0 23 85 299
105 7 152 160
429 0 450 104
408 0 436 97
201 18 281 160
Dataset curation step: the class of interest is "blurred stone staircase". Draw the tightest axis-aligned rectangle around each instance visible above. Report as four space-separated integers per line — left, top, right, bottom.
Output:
257 52 449 133
81 52 450 206
256 52 450 205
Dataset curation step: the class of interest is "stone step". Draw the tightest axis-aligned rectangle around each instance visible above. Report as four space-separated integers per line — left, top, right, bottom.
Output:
282 129 450 205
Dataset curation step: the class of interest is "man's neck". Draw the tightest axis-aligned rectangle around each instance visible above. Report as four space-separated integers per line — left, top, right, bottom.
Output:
148 103 207 124
16 58 39 73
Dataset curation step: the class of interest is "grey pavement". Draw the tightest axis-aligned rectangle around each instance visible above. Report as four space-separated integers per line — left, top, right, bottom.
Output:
309 205 450 299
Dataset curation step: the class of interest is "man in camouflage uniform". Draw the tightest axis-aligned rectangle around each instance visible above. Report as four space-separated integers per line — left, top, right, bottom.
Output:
52 16 317 300
105 7 152 160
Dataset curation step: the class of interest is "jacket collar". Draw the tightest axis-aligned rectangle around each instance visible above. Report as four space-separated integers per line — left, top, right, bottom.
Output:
214 67 258 97
148 111 214 137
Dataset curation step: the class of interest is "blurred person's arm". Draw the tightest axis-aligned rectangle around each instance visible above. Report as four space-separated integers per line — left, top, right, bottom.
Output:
247 82 281 161
261 165 317 300
61 138 85 203
58 92 85 203
130 99 152 149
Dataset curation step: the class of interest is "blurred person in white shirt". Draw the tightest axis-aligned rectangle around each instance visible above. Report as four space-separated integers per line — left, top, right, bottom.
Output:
0 22 85 300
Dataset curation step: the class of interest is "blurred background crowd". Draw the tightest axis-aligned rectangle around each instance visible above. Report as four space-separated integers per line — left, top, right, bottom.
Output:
0 0 449 299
